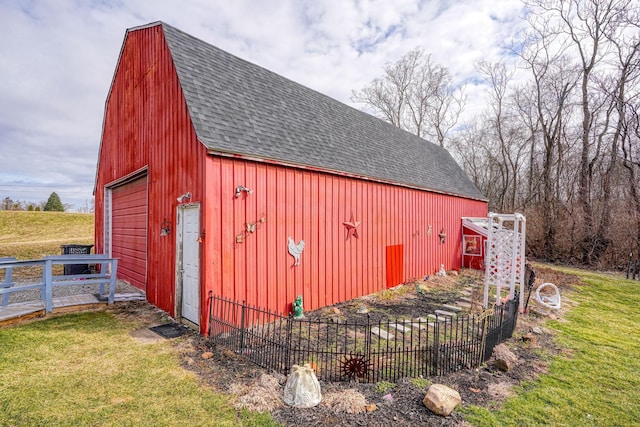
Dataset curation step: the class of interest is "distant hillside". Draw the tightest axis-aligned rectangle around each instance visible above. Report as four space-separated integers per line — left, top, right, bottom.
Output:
0 211 94 259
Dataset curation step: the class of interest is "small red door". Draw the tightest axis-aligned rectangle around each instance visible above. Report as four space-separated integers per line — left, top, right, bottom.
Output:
385 244 403 288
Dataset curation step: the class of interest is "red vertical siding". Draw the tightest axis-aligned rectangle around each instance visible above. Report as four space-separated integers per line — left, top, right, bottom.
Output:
202 157 487 326
95 26 206 321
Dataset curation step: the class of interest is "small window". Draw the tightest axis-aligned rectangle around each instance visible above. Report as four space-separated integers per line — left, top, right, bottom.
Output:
463 235 482 256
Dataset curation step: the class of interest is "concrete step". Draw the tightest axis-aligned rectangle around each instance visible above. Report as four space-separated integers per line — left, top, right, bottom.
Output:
110 293 146 302
434 309 456 317
389 323 411 333
427 314 446 322
408 321 439 330
371 327 394 340
442 304 463 312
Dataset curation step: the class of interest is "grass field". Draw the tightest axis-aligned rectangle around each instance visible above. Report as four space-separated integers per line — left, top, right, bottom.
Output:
0 210 94 259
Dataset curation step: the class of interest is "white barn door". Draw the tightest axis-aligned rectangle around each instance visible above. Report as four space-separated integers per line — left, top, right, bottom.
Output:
177 204 200 325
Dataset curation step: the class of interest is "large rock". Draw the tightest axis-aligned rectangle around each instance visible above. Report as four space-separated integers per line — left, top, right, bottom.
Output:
492 343 518 371
423 384 461 416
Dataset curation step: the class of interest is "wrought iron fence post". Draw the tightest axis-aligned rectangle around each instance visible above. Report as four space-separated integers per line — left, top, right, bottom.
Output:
239 299 247 350
480 316 487 363
207 291 213 337
511 305 517 337
365 314 372 381
285 314 293 375
365 314 371 359
432 319 440 375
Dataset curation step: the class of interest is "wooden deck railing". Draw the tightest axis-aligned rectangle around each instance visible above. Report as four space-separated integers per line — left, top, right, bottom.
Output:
0 255 118 312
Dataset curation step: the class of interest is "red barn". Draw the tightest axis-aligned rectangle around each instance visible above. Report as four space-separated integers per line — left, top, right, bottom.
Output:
95 22 488 334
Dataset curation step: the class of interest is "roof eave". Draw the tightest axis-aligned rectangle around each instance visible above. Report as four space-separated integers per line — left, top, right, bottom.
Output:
206 148 488 203
462 218 489 236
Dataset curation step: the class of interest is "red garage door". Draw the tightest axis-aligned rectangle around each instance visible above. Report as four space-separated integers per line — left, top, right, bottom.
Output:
111 176 148 291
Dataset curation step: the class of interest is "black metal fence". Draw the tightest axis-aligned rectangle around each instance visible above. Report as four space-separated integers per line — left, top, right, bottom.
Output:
208 292 519 382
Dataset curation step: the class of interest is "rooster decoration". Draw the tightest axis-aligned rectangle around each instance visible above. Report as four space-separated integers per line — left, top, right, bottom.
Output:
288 237 305 266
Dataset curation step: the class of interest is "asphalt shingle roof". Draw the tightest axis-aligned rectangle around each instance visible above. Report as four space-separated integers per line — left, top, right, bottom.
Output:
151 22 485 200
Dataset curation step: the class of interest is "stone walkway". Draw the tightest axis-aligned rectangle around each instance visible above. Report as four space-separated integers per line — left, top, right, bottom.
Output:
368 280 487 340
368 278 516 340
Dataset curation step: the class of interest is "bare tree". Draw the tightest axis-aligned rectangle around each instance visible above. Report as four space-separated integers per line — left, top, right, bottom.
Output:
474 60 535 212
450 123 503 207
352 48 465 147
616 24 640 256
349 0 640 269
622 102 640 255
516 0 637 264
526 0 633 264
2 197 14 210
515 5 581 260
448 0 640 268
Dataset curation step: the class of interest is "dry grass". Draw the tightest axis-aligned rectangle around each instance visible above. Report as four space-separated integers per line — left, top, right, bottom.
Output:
0 211 93 260
321 389 368 414
487 382 515 401
231 374 284 413
0 211 94 279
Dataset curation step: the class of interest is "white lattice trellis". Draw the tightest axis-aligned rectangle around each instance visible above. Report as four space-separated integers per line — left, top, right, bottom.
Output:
483 213 526 312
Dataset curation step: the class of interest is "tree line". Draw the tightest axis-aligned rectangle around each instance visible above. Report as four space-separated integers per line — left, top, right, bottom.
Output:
2 192 67 212
353 0 640 269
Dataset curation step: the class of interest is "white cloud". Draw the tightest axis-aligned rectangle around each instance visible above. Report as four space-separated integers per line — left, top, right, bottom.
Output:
0 0 526 210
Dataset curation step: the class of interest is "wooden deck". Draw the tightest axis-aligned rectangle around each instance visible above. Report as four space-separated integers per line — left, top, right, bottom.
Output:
0 292 146 328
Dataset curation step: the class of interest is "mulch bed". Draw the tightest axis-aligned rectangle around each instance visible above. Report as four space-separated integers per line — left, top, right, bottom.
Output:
114 267 577 426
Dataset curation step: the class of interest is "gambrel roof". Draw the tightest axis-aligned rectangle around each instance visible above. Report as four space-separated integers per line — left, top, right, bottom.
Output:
135 22 485 201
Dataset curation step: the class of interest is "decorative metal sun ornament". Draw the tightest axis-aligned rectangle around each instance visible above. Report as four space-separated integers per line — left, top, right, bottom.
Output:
340 352 373 381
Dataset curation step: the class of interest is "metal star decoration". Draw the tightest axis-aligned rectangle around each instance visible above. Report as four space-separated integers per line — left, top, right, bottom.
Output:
343 214 361 239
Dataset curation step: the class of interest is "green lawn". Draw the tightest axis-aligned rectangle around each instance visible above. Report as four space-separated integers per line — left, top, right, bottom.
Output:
0 311 278 427
462 267 640 426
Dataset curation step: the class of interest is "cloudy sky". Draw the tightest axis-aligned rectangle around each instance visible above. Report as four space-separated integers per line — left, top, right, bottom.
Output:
0 0 526 211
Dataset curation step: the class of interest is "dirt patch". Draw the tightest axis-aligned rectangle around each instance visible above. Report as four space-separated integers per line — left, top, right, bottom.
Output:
107 267 580 426
534 266 580 290
108 300 173 325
